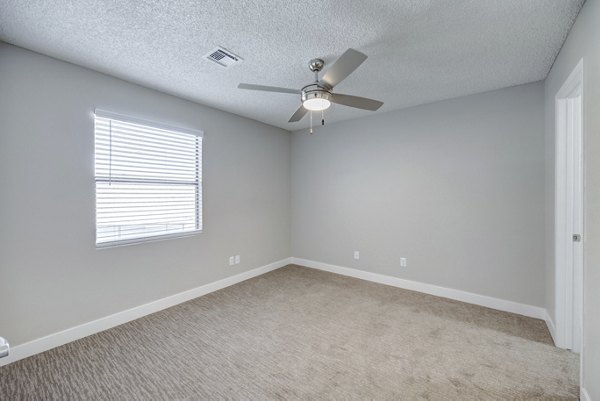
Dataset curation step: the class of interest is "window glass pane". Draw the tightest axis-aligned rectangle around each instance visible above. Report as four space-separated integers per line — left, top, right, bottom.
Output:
94 112 202 246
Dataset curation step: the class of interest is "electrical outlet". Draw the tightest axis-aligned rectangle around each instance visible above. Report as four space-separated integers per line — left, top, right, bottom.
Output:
354 251 360 260
229 256 235 266
0 336 9 358
235 255 240 264
400 257 407 268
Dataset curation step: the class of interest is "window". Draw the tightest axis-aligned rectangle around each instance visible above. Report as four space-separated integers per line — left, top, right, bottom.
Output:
94 110 202 247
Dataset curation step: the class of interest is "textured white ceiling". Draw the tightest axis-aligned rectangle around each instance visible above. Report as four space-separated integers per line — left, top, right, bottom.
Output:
0 0 584 130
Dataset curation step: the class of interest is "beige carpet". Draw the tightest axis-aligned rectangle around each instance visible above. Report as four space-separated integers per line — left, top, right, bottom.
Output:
0 265 578 400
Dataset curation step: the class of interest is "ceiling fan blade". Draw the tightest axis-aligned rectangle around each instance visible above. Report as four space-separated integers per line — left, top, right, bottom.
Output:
331 93 384 111
238 83 300 94
321 49 368 88
288 105 308 122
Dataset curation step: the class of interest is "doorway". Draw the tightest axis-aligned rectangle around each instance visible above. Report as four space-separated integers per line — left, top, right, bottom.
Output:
554 58 583 353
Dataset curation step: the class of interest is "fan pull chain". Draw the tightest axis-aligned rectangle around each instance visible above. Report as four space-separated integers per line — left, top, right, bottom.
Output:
321 110 325 126
309 111 313 134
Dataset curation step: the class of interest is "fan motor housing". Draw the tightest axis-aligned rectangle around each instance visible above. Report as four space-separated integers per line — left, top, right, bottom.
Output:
301 84 331 103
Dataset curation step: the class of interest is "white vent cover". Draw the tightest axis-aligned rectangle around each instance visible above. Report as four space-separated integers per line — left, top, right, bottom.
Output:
204 47 243 67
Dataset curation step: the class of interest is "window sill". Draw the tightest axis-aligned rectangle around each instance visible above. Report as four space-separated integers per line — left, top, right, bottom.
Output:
96 229 203 249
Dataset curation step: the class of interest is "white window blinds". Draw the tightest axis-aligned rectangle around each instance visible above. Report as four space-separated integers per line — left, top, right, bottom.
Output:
94 110 202 247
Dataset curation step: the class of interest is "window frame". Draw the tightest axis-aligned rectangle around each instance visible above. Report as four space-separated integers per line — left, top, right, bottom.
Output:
94 109 203 248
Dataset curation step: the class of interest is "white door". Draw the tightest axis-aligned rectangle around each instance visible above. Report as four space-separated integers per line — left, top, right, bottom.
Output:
555 59 583 353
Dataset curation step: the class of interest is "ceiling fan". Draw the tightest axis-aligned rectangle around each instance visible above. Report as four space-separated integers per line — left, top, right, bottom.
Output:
238 48 384 124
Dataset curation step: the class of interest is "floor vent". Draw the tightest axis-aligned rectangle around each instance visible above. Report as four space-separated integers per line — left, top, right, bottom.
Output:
204 47 242 67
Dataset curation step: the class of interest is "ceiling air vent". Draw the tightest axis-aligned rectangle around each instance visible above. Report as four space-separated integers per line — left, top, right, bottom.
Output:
204 47 243 67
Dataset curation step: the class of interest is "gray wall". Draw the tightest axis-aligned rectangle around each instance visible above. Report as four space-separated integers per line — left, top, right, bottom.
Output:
291 82 546 307
0 43 291 346
544 0 600 397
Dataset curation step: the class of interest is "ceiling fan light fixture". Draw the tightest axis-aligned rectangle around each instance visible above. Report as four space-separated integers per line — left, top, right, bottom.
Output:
302 89 331 111
237 49 384 123
303 97 331 111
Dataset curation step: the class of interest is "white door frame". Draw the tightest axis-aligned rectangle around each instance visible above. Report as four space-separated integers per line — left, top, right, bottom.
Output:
554 58 584 352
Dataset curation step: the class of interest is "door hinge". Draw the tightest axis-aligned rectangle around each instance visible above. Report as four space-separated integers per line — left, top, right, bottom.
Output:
573 234 582 242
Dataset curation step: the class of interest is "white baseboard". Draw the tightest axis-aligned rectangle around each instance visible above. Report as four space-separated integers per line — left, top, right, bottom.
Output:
581 388 592 401
544 310 557 345
0 257 555 369
0 257 292 367
292 257 547 320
